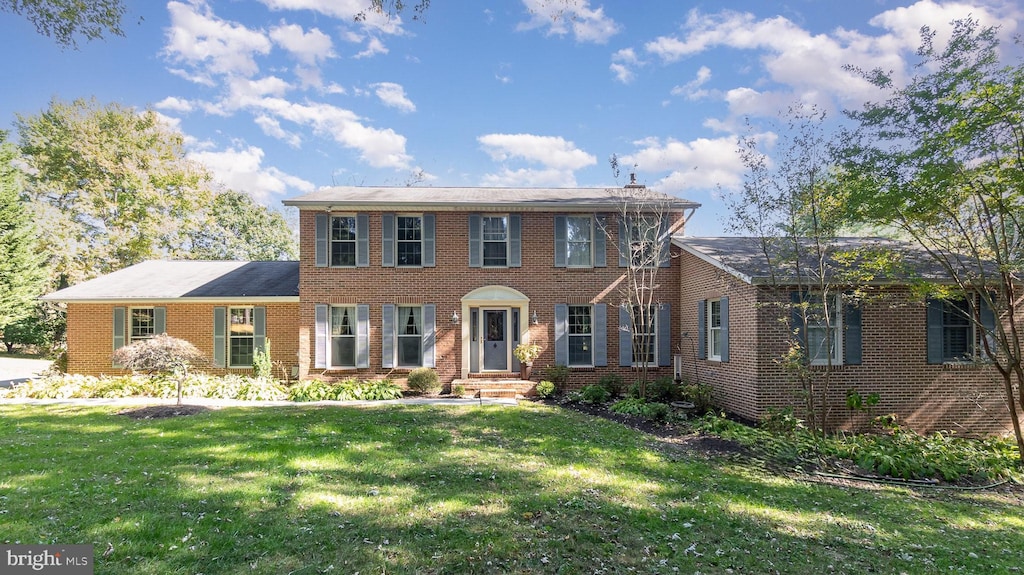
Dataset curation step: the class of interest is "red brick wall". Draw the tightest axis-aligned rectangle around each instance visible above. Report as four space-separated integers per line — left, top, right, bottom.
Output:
65 302 299 378
297 210 683 387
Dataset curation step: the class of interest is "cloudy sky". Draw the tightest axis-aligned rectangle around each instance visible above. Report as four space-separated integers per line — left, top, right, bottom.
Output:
1 0 1020 234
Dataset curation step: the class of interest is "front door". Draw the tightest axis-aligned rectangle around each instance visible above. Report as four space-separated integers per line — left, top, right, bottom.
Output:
482 309 508 371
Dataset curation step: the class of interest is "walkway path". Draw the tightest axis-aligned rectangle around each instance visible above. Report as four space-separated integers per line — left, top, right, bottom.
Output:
0 356 52 388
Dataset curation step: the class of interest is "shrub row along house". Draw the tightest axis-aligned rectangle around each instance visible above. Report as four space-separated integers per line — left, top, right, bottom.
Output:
42 185 1019 436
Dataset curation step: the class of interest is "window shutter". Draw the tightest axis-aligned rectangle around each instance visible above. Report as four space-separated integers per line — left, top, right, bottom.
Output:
618 217 628 268
423 214 436 267
213 307 226 368
844 298 862 365
697 300 706 360
658 218 672 268
468 214 482 267
355 304 370 368
315 213 328 268
554 216 567 268
720 297 730 363
594 303 608 367
594 216 607 268
382 304 395 368
314 305 327 369
509 214 522 267
381 213 395 267
554 304 568 365
253 306 267 354
658 303 672 367
356 213 369 267
791 291 806 349
980 295 996 357
926 298 944 364
422 304 436 368
619 305 632 367
112 307 126 368
153 307 166 335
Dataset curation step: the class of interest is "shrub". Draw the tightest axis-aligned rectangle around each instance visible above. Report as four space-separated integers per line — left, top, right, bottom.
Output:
610 398 671 422
543 364 571 388
760 408 804 435
641 402 670 422
645 376 679 402
609 397 645 416
680 380 715 413
535 380 555 398
252 339 274 380
579 384 611 404
451 384 466 397
4 373 290 401
406 367 442 394
596 373 623 396
287 379 336 402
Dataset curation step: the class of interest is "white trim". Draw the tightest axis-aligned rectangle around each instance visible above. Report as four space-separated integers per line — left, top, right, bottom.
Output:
707 299 722 362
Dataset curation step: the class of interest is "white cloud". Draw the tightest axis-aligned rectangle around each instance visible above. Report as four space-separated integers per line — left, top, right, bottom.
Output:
371 82 416 113
270 22 335 65
256 0 404 34
254 115 302 148
610 48 641 83
354 36 388 58
517 0 621 44
164 1 272 78
189 144 315 203
154 96 195 113
670 65 712 100
478 133 596 171
480 167 582 187
619 135 748 193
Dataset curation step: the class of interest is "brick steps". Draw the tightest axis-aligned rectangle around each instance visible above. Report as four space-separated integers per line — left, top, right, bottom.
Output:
452 378 535 398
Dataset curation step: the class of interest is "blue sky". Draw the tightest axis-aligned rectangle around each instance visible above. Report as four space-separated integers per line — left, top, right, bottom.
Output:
1 0 1020 235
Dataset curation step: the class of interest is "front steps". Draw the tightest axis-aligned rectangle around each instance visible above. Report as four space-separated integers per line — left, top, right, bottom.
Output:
451 377 535 399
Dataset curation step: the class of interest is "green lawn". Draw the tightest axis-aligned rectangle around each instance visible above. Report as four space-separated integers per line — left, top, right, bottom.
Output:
1 402 1021 574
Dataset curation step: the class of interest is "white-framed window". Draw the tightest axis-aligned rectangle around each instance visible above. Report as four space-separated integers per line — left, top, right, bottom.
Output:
804 294 842 366
566 216 593 267
941 298 974 362
568 305 593 366
628 215 660 268
396 215 423 267
482 215 509 267
330 215 357 267
707 299 722 361
330 306 357 368
632 305 657 365
229 307 255 368
130 308 156 343
397 305 423 367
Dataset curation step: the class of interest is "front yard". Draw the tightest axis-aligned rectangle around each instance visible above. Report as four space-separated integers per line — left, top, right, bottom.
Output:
1 402 1022 574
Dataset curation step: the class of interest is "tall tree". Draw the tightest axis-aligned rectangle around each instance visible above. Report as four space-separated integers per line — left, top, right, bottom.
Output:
840 19 1024 461
17 97 214 287
0 133 48 340
1 0 126 48
187 190 298 261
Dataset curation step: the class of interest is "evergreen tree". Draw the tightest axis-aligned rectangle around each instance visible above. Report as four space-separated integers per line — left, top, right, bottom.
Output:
0 133 47 337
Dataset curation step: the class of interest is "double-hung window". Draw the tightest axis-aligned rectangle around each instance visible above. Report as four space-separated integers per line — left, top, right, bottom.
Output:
707 299 722 361
396 215 423 267
130 308 156 343
566 216 593 267
942 298 973 361
632 305 657 365
229 307 255 368
803 294 842 365
628 216 660 268
482 216 508 267
568 305 593 366
331 216 357 267
330 306 357 368
397 306 423 367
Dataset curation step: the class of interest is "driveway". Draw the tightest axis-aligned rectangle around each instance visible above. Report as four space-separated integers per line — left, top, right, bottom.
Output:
0 356 52 388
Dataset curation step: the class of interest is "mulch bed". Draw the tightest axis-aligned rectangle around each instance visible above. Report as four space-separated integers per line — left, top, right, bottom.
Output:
117 405 213 419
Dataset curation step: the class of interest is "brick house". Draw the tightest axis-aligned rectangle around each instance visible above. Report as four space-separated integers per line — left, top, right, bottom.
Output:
676 237 1016 436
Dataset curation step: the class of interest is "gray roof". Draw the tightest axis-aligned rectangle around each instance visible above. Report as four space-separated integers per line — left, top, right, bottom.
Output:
674 236 956 285
42 261 299 301
283 185 700 211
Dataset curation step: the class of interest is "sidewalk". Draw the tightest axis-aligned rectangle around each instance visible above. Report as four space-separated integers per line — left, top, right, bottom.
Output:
0 356 52 388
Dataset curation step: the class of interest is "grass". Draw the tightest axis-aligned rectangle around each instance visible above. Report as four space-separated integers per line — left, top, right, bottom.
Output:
1 402 1022 574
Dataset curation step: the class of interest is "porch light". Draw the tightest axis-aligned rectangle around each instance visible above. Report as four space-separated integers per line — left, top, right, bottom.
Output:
531 310 539 325
451 310 459 324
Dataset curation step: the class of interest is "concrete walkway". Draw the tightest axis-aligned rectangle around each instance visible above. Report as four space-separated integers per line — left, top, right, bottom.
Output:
0 356 52 388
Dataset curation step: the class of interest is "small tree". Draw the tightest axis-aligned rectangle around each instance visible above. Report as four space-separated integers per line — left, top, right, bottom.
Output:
1 313 48 353
112 334 207 405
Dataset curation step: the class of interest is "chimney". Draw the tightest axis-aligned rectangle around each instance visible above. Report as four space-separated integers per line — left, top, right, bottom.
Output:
625 172 645 189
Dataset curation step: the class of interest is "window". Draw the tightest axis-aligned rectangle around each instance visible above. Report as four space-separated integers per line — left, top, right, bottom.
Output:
396 215 422 266
397 306 423 367
942 298 974 361
331 216 357 267
707 299 722 361
229 307 255 368
632 305 657 365
566 216 593 267
568 305 593 366
482 216 508 267
130 308 156 343
628 215 660 267
330 306 357 368
803 294 842 365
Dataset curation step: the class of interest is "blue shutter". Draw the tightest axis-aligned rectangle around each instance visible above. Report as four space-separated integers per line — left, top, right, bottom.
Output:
618 217 628 267
594 303 608 367
112 307 126 368
468 214 482 267
554 304 568 365
594 216 607 268
720 297 730 363
509 214 522 267
356 213 369 267
423 214 436 267
844 298 862 365
697 300 706 360
791 291 806 349
554 216 567 268
356 304 370 368
314 304 328 369
422 304 436 368
619 305 632 367
659 218 672 268
153 307 166 335
381 213 395 267
213 307 226 368
658 303 672 367
926 298 944 364
253 306 267 354
315 213 328 268
382 304 395 368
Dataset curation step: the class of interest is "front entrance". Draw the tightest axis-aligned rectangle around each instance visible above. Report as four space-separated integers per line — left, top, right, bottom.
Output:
482 309 508 371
